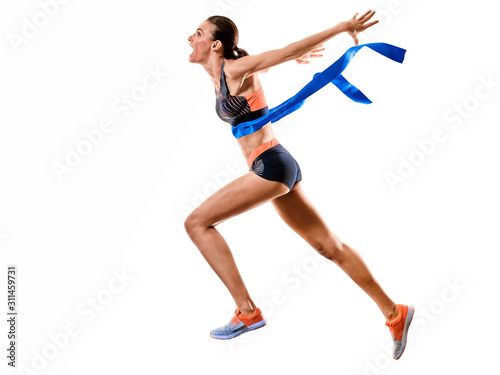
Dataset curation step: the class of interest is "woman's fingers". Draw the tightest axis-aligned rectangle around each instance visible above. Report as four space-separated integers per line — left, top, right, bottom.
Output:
351 10 378 32
363 10 376 23
296 49 324 64
358 10 376 24
364 20 379 29
358 10 372 21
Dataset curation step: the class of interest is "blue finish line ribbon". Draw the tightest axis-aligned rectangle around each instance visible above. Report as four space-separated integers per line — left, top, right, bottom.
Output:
232 42 406 138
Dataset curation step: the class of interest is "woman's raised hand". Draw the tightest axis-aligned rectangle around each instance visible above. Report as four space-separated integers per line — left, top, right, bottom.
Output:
346 10 379 46
295 45 325 64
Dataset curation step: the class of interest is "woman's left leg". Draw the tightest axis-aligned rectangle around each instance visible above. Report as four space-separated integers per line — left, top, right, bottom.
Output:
272 183 415 359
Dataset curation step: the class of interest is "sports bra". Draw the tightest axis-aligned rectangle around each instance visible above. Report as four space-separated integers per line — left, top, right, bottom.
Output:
215 59 269 127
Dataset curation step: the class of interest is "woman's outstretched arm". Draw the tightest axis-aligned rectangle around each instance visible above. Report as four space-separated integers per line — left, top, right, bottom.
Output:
225 10 378 79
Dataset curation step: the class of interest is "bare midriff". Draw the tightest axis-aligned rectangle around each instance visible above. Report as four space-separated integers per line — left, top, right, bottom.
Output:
236 122 276 165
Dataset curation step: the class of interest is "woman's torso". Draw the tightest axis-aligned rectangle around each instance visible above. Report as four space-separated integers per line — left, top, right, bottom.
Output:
214 59 275 160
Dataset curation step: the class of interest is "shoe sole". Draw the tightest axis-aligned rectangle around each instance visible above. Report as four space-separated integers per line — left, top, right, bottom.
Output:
394 306 414 360
210 320 267 340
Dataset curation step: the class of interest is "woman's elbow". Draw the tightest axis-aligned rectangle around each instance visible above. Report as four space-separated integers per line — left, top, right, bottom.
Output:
283 43 300 61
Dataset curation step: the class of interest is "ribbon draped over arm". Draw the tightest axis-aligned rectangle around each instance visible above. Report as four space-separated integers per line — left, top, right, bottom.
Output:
231 42 406 138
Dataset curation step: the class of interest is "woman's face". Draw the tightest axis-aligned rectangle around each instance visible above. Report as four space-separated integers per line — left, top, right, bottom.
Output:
188 21 215 64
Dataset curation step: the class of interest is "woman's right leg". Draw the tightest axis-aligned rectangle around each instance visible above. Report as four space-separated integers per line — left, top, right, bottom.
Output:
184 171 290 315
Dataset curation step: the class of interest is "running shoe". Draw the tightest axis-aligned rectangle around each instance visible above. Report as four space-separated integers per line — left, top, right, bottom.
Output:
210 307 267 340
385 304 415 359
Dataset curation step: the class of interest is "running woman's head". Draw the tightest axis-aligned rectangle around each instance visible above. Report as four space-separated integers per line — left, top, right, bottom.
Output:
206 16 248 60
188 16 248 63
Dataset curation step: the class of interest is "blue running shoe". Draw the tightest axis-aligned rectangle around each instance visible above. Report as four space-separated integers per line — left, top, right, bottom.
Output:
210 308 267 340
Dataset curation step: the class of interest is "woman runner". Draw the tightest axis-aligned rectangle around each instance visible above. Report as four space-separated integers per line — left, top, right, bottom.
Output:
185 10 414 359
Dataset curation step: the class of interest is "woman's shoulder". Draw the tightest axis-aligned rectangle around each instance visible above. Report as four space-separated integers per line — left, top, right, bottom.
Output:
222 59 261 96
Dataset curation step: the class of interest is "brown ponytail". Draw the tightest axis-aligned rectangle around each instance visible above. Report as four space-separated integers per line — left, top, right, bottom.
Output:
207 15 248 60
234 47 249 59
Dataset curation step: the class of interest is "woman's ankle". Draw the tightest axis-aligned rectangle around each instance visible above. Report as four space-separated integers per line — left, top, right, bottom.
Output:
237 300 257 316
385 304 400 322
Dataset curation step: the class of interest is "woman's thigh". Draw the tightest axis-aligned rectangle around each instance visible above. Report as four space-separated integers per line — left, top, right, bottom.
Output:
186 171 290 228
271 185 342 250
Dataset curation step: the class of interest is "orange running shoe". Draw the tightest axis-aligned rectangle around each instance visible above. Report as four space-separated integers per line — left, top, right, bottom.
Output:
385 304 415 359
210 308 267 340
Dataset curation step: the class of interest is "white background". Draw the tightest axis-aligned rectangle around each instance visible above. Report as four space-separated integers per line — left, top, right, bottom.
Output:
1 0 499 374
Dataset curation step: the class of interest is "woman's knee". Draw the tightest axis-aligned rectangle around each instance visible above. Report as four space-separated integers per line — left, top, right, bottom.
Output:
184 210 207 238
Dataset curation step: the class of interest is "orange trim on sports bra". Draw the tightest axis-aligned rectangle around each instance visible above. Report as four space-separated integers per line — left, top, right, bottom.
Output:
217 59 268 111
